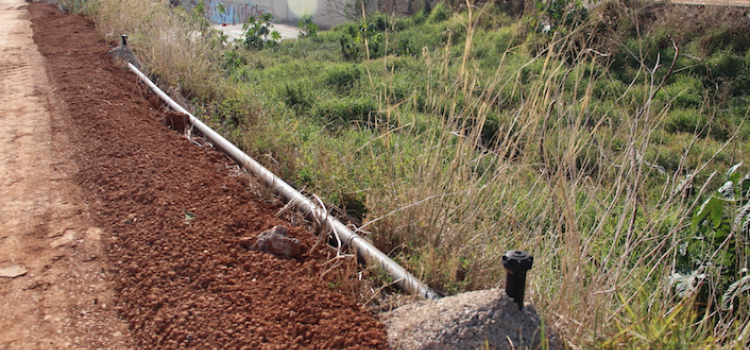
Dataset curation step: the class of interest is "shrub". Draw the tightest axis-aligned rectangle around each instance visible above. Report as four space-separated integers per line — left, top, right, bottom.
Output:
312 97 377 128
324 63 362 90
427 2 451 24
699 26 750 56
220 49 248 71
242 13 280 50
664 108 707 136
297 14 319 38
705 52 745 81
281 81 315 111
659 75 702 109
673 165 750 317
395 6 428 30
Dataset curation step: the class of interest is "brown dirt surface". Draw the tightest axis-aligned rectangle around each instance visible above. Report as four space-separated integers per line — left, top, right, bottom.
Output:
0 0 132 348
1 1 389 349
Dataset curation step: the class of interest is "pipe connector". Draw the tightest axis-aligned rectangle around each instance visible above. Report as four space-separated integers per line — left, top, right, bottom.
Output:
502 250 533 310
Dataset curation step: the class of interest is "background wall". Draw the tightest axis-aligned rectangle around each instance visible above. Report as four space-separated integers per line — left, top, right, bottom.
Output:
203 0 349 28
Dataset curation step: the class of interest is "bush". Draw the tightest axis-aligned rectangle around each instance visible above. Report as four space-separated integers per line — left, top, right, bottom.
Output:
664 108 707 136
324 63 362 90
705 52 745 81
395 6 428 30
659 75 702 109
281 81 315 111
312 97 377 128
297 14 319 38
220 49 248 71
427 2 451 24
472 25 526 68
242 13 280 50
699 26 750 56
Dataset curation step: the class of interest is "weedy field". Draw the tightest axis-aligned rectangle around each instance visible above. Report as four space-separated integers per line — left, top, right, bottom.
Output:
62 0 750 346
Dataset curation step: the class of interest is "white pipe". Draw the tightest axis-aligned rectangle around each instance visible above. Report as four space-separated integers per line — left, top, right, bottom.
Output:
128 63 439 300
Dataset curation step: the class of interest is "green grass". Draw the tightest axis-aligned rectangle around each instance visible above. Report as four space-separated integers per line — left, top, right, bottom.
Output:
65 0 750 347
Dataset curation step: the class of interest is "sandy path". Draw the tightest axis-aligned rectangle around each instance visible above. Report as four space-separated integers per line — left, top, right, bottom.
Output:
0 0 132 348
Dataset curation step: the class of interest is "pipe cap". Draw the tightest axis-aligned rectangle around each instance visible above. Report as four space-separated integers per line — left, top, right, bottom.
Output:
502 250 533 272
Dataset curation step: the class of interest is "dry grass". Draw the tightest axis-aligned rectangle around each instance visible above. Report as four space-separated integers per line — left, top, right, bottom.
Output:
357 4 748 346
62 0 236 105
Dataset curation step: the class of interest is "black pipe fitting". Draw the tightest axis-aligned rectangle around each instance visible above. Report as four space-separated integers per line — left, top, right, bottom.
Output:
502 250 533 310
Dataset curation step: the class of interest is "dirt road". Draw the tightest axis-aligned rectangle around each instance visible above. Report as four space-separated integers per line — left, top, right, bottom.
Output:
0 0 132 348
0 1 388 349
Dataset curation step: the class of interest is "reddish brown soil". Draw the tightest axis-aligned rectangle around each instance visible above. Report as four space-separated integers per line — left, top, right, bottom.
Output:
26 3 388 349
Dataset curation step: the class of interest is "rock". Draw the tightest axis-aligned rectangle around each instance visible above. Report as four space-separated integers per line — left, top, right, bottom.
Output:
0 264 28 278
246 225 301 259
381 289 564 350
50 230 77 249
85 227 103 241
160 111 190 134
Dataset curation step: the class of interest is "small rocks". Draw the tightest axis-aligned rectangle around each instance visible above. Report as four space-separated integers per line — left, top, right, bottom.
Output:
241 225 301 259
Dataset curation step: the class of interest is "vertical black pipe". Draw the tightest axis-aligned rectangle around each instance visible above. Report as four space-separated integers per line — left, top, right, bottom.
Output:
502 250 533 310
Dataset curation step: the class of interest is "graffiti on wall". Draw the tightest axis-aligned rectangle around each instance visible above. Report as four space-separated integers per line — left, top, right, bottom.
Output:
208 1 269 24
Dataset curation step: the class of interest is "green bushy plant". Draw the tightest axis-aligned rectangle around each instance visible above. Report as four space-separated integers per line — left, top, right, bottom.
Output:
427 2 451 24
297 14 319 38
672 164 750 314
243 13 280 50
663 109 707 136
324 63 362 90
659 75 702 109
281 81 315 112
339 20 384 61
312 97 377 128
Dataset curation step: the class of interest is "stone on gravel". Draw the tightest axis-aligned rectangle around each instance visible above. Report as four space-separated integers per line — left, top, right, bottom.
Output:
248 225 301 259
0 264 28 278
381 289 563 350
49 230 77 249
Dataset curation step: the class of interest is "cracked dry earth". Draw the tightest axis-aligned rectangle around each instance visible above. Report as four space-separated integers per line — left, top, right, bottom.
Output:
0 1 389 349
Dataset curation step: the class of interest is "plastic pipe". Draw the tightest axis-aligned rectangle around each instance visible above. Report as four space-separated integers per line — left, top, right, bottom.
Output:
128 63 439 300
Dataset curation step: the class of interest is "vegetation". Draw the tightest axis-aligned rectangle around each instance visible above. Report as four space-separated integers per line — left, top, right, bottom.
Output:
297 14 319 38
59 0 750 347
242 13 281 50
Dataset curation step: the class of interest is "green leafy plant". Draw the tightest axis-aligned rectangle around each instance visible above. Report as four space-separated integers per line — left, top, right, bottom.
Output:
338 19 384 61
193 0 206 17
673 163 750 311
242 12 281 50
297 14 319 38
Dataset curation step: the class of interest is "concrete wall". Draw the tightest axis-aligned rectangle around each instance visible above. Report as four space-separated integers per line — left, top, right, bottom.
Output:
204 0 349 28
